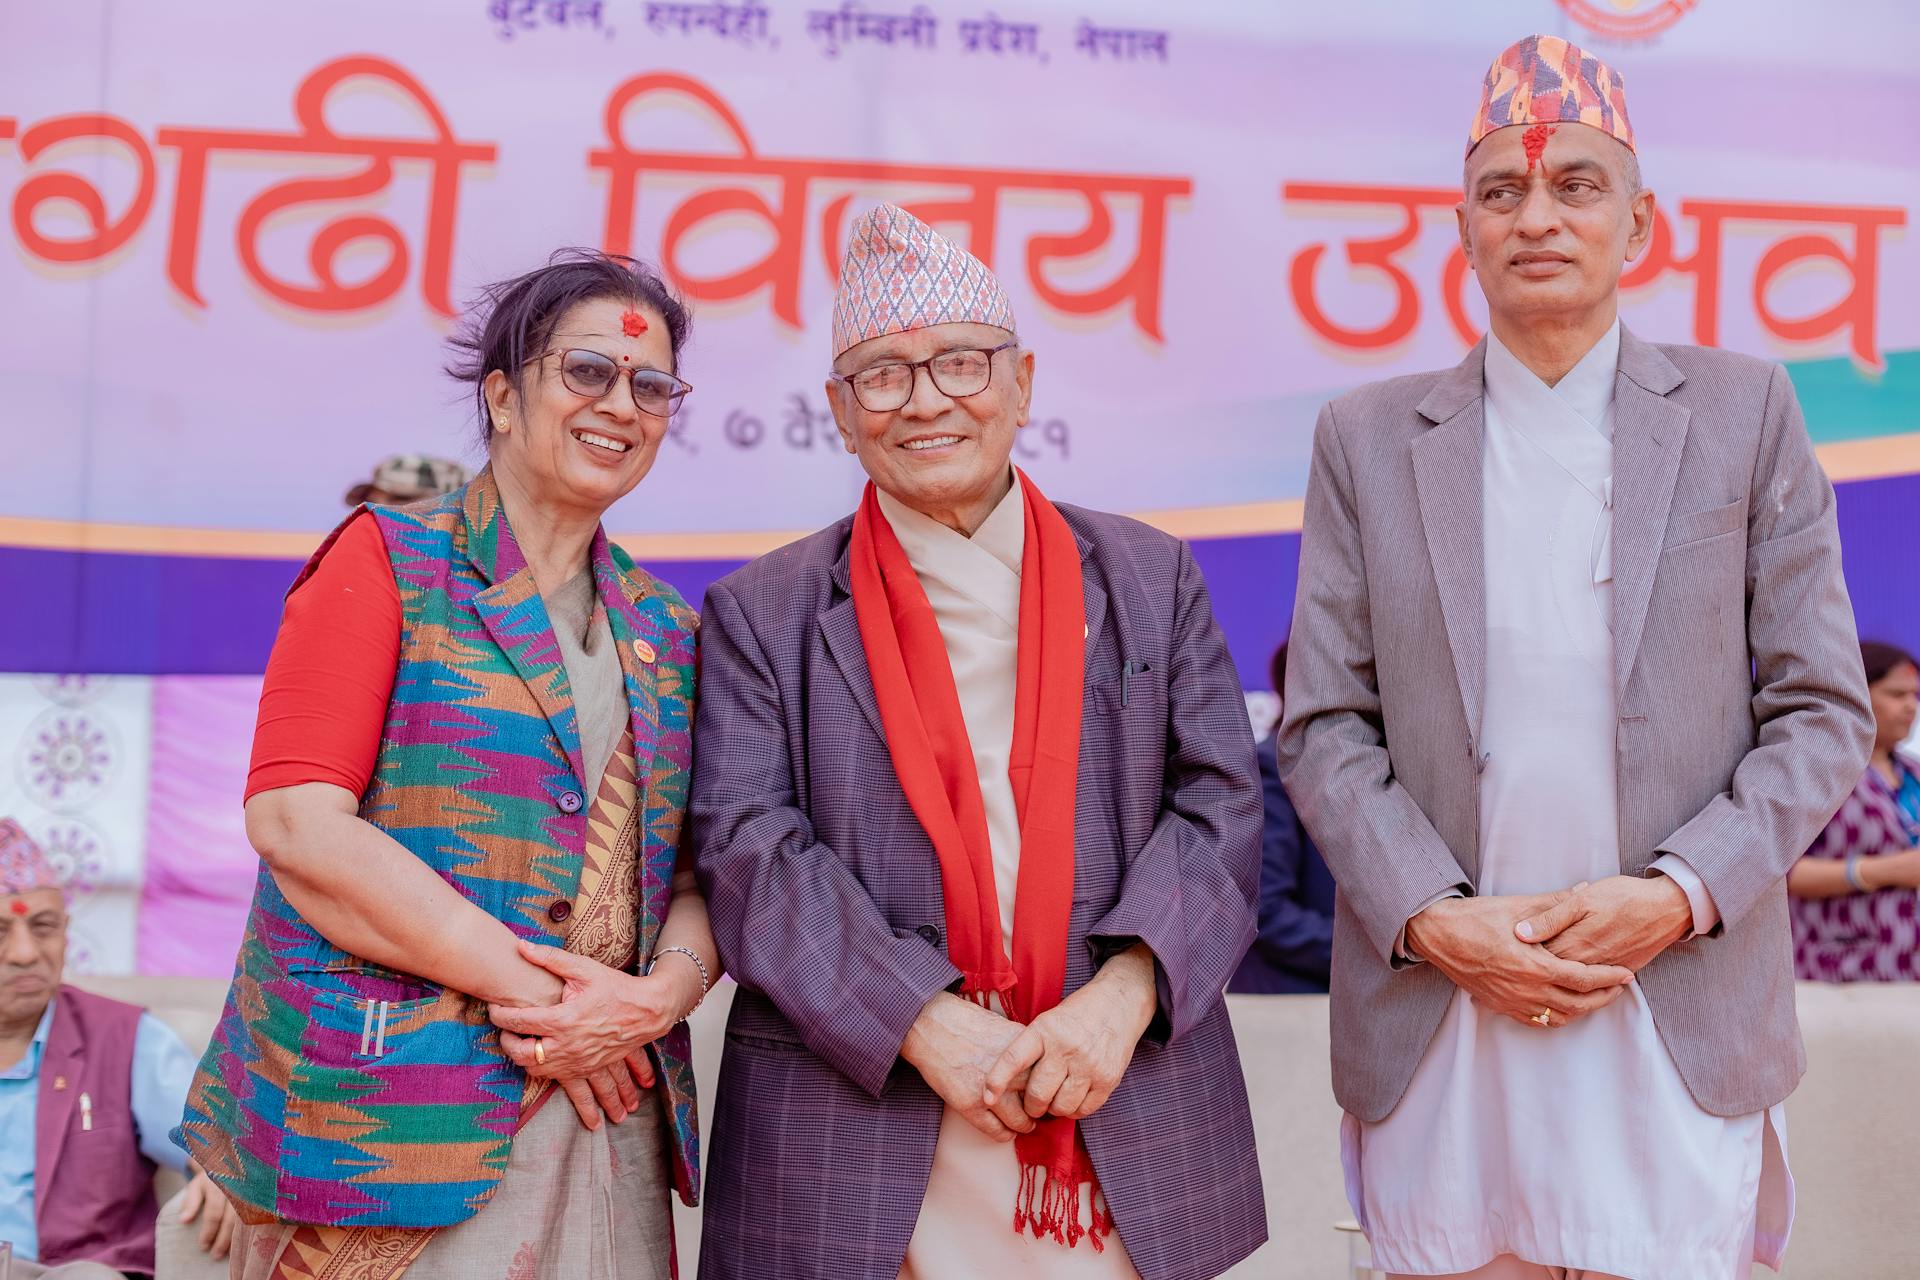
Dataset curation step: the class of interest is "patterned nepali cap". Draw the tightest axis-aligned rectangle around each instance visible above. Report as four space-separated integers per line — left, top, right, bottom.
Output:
831 204 1016 358
1468 34 1635 158
0 818 60 897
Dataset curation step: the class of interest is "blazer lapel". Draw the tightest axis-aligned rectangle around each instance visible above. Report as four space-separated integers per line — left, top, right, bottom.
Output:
1073 527 1109 661
821 543 889 745
1609 328 1691 696
1411 343 1489 743
463 471 587 791
820 516 1110 752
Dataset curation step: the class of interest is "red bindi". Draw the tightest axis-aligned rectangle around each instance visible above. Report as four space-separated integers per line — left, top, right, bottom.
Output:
621 310 648 337
1522 123 1556 173
7 900 27 916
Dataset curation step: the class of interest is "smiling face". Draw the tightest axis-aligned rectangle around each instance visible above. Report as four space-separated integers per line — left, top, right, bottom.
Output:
483 296 677 523
0 888 64 1030
827 321 1034 535
1458 121 1655 334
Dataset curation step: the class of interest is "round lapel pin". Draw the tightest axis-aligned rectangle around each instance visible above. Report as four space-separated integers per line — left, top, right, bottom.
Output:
631 638 656 664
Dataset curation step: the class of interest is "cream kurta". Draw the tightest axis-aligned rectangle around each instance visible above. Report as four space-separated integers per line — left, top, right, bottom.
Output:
883 482 1139 1280
1347 323 1791 1280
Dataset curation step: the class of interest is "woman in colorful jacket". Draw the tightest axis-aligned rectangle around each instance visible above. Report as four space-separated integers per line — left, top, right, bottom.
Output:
176 250 717 1280
1789 639 1920 980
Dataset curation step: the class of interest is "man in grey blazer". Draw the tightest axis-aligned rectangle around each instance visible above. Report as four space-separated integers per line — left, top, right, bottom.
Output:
1279 35 1873 1280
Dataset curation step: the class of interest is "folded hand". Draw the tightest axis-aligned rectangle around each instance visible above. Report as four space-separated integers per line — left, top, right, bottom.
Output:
1513 874 1693 972
902 993 1036 1142
981 942 1157 1121
1407 890 1634 1030
491 941 682 1129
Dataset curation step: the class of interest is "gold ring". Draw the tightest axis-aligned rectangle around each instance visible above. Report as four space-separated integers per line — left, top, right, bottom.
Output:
1532 1009 1553 1027
533 1037 547 1065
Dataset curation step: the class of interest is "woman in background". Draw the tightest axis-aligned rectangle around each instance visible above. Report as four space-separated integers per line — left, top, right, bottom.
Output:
1788 640 1920 980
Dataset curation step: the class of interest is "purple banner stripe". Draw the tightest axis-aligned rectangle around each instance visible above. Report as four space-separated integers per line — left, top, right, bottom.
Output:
3 474 1913 684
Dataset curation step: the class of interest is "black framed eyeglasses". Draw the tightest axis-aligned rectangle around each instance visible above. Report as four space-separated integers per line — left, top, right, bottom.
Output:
533 348 692 418
829 340 1019 413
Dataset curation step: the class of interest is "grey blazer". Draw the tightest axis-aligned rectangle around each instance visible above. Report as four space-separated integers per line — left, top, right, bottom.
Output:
1277 327 1874 1123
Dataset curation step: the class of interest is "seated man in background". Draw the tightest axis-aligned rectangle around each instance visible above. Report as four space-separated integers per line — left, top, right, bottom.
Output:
0 819 237 1279
1230 642 1336 994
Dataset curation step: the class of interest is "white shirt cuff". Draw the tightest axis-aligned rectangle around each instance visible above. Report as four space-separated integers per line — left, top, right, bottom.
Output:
1394 888 1467 966
1648 854 1720 937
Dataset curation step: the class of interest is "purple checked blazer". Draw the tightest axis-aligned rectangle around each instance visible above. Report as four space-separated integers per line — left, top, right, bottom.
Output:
691 503 1267 1280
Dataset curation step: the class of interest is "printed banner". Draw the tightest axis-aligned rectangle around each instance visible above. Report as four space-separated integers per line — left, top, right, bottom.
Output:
1 0 1915 688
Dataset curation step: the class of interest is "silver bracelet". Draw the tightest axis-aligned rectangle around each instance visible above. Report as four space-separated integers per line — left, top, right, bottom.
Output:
648 946 711 1019
1845 853 1868 893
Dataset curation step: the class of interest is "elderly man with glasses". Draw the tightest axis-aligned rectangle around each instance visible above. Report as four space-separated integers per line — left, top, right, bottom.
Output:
690 204 1267 1280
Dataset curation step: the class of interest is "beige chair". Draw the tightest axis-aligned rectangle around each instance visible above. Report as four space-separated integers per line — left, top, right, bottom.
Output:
81 976 1920 1280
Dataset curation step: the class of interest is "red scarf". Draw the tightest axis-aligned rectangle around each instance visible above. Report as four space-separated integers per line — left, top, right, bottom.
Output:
849 469 1111 1250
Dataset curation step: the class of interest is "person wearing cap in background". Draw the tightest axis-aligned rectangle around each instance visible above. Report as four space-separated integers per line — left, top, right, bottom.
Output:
691 204 1265 1279
0 819 238 1278
342 454 470 508
1279 34 1872 1280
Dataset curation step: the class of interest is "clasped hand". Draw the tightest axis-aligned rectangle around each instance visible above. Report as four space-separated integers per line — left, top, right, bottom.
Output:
488 940 696 1130
904 945 1159 1140
1408 877 1692 1030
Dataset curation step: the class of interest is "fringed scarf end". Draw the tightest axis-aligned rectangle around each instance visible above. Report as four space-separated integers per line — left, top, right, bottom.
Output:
1013 1160 1111 1251
960 969 1018 1010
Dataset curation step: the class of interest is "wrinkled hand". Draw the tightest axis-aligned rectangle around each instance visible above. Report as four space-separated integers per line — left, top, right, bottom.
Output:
178 1169 239 1260
902 993 1036 1142
504 1052 651 1131
1514 874 1694 972
1407 890 1634 1030
982 943 1158 1121
490 941 692 1130
490 940 688 1077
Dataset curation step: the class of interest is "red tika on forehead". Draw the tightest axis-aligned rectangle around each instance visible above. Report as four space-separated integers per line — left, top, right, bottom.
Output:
621 310 648 337
7 900 27 916
1522 123 1557 172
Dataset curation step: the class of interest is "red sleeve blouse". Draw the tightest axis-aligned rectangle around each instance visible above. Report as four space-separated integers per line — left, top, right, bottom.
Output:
245 513 401 802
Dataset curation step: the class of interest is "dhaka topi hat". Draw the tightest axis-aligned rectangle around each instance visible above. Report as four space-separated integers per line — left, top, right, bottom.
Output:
831 204 1016 358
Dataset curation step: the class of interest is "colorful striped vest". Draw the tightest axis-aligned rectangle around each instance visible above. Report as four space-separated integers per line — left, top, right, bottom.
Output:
177 470 701 1228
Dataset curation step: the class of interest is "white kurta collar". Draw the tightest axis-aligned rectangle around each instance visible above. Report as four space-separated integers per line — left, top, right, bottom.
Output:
1484 319 1620 508
876 473 1025 631
1485 318 1621 437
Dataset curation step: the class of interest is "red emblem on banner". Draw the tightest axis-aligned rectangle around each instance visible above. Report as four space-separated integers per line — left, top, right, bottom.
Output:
1555 0 1696 42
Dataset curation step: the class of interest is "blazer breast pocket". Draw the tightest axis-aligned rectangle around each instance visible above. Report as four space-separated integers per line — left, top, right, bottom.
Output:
1087 659 1160 716
1661 498 1747 553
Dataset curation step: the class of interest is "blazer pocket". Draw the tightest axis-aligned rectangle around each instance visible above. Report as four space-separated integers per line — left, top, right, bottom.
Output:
724 1030 812 1054
1661 498 1747 552
1086 660 1161 715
